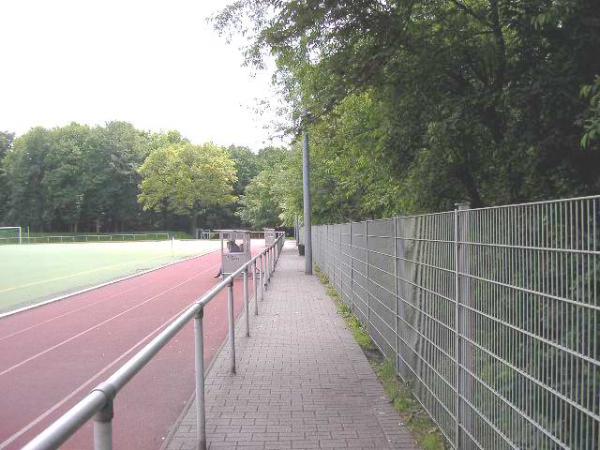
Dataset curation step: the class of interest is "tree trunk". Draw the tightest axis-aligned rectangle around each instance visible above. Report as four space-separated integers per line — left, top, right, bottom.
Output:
191 213 199 235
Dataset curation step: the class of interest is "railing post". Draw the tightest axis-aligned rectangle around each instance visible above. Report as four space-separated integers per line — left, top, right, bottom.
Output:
268 249 272 283
93 400 113 450
243 268 250 337
194 307 206 450
265 251 269 287
261 254 266 297
227 280 236 374
253 261 259 316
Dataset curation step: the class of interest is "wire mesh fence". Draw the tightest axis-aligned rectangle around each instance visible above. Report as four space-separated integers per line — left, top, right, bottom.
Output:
306 195 600 450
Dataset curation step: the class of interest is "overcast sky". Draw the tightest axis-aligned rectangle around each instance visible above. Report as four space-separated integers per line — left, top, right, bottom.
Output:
0 0 283 150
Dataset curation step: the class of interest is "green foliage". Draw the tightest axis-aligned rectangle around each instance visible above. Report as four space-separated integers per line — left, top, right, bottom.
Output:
216 0 600 220
227 145 260 196
377 360 447 450
581 76 600 149
0 131 15 224
237 147 301 228
138 142 237 230
0 123 250 233
237 170 282 228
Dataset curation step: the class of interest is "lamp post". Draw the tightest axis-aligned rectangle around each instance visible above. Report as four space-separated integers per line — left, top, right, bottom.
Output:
302 111 312 275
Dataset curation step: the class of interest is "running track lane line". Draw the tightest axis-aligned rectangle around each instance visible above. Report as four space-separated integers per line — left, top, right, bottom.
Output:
0 282 142 342
0 298 201 449
0 262 219 378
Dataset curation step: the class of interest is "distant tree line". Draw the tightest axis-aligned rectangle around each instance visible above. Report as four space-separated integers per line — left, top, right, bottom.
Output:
4 1 599 233
0 122 290 233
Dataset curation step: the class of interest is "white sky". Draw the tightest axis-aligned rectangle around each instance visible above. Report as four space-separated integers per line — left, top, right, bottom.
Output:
0 0 284 150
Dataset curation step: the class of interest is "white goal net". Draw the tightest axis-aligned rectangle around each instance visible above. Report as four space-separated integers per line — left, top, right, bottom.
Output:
0 226 22 244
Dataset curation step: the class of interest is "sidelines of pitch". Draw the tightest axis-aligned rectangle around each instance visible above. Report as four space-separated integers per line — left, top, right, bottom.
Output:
0 248 220 320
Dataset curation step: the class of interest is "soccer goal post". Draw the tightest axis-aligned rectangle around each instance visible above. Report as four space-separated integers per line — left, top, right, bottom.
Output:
0 226 22 244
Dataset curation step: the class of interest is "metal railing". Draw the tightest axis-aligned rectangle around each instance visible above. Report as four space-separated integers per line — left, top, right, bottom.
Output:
307 196 599 450
22 235 286 450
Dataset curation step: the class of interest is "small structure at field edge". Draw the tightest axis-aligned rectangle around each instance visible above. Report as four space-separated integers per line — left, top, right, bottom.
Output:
263 228 276 247
216 229 251 277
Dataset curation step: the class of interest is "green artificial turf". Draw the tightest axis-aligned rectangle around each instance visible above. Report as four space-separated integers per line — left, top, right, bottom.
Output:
0 240 220 314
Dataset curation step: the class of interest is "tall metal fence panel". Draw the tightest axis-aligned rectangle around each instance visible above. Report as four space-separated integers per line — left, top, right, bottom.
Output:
308 196 599 450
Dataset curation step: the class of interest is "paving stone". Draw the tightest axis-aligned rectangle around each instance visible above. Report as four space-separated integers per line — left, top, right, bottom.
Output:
164 243 418 450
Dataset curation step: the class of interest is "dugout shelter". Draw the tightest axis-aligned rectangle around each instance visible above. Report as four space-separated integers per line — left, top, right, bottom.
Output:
216 229 251 277
264 228 276 247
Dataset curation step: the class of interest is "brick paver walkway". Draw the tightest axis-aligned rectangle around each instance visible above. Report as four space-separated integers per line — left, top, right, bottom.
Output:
165 242 418 449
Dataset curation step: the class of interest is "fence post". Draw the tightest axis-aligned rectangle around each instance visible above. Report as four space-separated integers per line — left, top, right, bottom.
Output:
366 220 371 330
227 280 236 374
350 223 354 312
93 400 113 450
333 225 337 289
393 217 400 371
194 307 206 450
244 268 250 337
339 225 343 297
454 202 470 449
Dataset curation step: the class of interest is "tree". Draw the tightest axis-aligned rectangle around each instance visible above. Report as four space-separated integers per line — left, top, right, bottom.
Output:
237 147 301 227
581 76 600 149
227 146 260 196
84 122 153 232
3 127 53 230
42 123 94 231
0 131 15 225
138 142 237 231
216 0 600 214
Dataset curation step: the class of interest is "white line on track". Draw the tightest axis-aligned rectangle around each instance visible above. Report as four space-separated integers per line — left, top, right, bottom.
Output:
0 283 141 343
0 262 220 378
0 293 210 449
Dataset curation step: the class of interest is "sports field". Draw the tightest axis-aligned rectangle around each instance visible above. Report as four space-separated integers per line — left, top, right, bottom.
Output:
0 240 220 314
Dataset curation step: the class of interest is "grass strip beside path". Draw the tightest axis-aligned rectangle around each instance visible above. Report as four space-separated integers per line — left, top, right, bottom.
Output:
314 266 447 450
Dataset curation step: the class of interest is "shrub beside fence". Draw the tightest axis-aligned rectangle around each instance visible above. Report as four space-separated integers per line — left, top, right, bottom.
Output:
304 196 599 450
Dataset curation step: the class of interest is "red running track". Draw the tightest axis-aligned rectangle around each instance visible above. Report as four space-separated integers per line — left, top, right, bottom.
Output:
0 247 262 449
